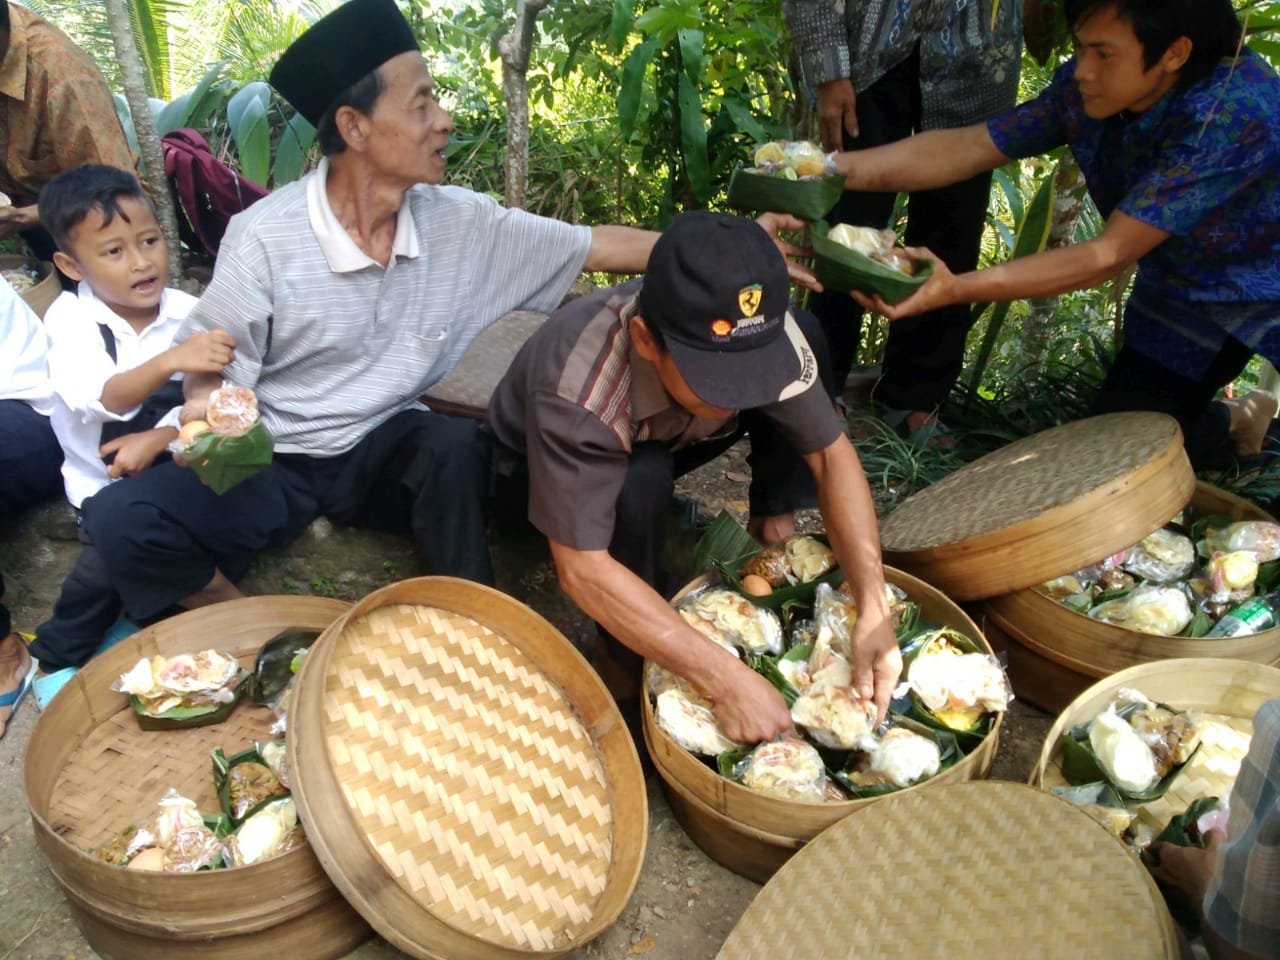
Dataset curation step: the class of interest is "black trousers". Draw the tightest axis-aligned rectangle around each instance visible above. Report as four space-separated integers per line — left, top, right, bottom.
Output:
0 398 64 523
29 543 122 671
1093 339 1251 471
810 45 994 411
83 408 494 621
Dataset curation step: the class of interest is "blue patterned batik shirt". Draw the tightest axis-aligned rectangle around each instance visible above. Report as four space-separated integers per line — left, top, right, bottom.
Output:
987 52 1280 377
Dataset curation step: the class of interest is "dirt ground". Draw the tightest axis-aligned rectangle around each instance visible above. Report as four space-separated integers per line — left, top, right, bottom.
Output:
0 441 1054 960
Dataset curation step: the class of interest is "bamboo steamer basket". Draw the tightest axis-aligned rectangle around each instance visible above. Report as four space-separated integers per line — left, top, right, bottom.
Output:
880 412 1195 601
715 781 1178 959
643 566 1002 883
0 253 60 318
24 596 371 960
985 482 1280 712
286 576 646 960
1031 658 1280 841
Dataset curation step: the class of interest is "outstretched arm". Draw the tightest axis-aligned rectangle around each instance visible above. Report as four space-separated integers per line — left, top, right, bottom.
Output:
855 209 1169 320
834 123 1010 193
550 540 797 744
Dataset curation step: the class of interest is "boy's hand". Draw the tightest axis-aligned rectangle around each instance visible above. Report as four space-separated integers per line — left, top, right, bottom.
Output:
168 330 236 375
100 427 178 478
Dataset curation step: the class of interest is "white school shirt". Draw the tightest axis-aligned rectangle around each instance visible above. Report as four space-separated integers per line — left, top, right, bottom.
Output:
0 275 54 413
45 283 198 507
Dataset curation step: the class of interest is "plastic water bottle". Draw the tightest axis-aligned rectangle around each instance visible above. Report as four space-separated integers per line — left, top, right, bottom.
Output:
1205 593 1280 638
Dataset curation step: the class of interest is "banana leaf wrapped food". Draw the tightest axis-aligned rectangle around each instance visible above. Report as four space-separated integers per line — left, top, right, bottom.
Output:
1199 520 1280 561
213 745 291 824
89 789 230 871
1088 584 1194 636
224 797 304 867
727 141 844 220
1152 796 1228 849
1049 782 1136 838
678 587 783 656
1123 528 1197 583
89 822 157 866
729 739 830 802
897 628 1010 739
810 220 933 305
175 384 274 495
249 628 321 704
1060 688 1202 801
790 684 877 750
843 727 942 792
112 649 247 730
654 684 743 757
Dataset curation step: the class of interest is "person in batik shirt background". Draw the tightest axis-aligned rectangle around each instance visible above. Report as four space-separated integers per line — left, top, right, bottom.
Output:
830 0 1280 470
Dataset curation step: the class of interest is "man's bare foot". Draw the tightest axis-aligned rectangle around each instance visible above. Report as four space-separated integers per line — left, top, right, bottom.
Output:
178 569 246 609
1226 389 1278 456
0 631 35 739
747 513 796 546
901 410 954 449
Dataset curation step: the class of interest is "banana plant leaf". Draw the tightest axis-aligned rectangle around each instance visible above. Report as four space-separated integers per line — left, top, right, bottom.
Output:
694 512 845 610
1179 606 1212 638
202 811 235 840
893 601 922 643
692 510 760 575
183 419 274 495
1048 781 1128 809
249 627 320 704
810 220 933 305
716 745 753 781
1062 591 1095 614
1060 700 1201 802
726 165 845 221
1154 796 1223 848
744 650 802 707
212 745 291 825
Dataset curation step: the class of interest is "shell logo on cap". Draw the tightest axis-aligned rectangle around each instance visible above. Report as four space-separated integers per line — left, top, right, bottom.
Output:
710 318 733 337
738 284 763 317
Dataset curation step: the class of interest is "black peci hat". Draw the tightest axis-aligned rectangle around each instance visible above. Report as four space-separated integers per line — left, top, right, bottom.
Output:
636 212 816 410
269 0 421 126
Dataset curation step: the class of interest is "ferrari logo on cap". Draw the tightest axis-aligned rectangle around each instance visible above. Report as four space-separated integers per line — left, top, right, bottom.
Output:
710 318 733 337
738 284 762 317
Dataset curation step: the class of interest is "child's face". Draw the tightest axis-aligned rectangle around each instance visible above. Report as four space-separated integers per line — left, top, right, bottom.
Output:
54 195 169 326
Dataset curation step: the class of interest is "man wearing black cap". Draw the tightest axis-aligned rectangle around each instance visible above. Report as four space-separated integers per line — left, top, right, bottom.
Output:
486 212 900 743
80 0 811 624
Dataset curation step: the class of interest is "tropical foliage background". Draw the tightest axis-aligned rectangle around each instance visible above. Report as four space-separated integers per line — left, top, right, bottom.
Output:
14 0 1280 493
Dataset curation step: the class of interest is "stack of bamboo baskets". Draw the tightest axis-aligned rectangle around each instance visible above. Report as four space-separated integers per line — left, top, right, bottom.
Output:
881 412 1280 711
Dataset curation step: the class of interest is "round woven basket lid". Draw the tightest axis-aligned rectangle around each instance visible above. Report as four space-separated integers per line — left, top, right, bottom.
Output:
286 577 647 960
716 781 1177 960
879 412 1195 600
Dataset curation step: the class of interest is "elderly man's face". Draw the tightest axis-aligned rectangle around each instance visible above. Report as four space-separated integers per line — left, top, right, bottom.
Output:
366 50 454 186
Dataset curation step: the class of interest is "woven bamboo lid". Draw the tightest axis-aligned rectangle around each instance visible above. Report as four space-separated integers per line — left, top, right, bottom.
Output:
716 781 1177 960
287 577 646 960
879 412 1195 600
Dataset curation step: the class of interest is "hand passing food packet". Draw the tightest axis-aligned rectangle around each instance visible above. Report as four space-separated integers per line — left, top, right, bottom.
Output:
173 383 274 494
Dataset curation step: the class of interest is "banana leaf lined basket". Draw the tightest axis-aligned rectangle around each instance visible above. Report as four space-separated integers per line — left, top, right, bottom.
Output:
24 596 369 960
810 220 933 305
644 566 1001 883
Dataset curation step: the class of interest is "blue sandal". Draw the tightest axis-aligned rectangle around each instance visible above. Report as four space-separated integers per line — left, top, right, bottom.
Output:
0 655 38 740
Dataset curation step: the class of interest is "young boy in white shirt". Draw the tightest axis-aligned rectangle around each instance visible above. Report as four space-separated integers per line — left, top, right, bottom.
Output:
27 164 235 686
0 276 62 738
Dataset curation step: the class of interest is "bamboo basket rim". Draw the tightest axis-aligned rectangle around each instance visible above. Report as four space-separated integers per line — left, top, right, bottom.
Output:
879 413 1194 601
645 566 1004 836
1030 658 1280 845
287 576 647 960
22 596 360 949
714 780 1179 960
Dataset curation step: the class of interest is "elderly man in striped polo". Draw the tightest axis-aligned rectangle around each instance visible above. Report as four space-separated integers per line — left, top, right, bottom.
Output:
79 0 808 625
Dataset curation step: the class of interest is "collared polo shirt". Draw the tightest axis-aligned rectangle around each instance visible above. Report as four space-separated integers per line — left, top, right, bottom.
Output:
180 160 593 456
485 280 842 551
0 275 53 412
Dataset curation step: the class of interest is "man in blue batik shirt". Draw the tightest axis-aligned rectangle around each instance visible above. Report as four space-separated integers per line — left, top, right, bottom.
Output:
832 0 1280 469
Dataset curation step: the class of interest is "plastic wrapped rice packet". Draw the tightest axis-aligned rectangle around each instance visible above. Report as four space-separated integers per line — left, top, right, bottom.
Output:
733 739 829 802
1199 520 1280 562
155 788 225 872
679 587 783 656
655 686 742 757
1123 528 1197 583
1088 584 1193 635
224 797 302 867
898 629 1012 733
790 685 877 750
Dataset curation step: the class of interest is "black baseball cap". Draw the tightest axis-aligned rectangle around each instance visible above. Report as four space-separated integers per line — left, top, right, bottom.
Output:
636 212 816 410
269 0 420 127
